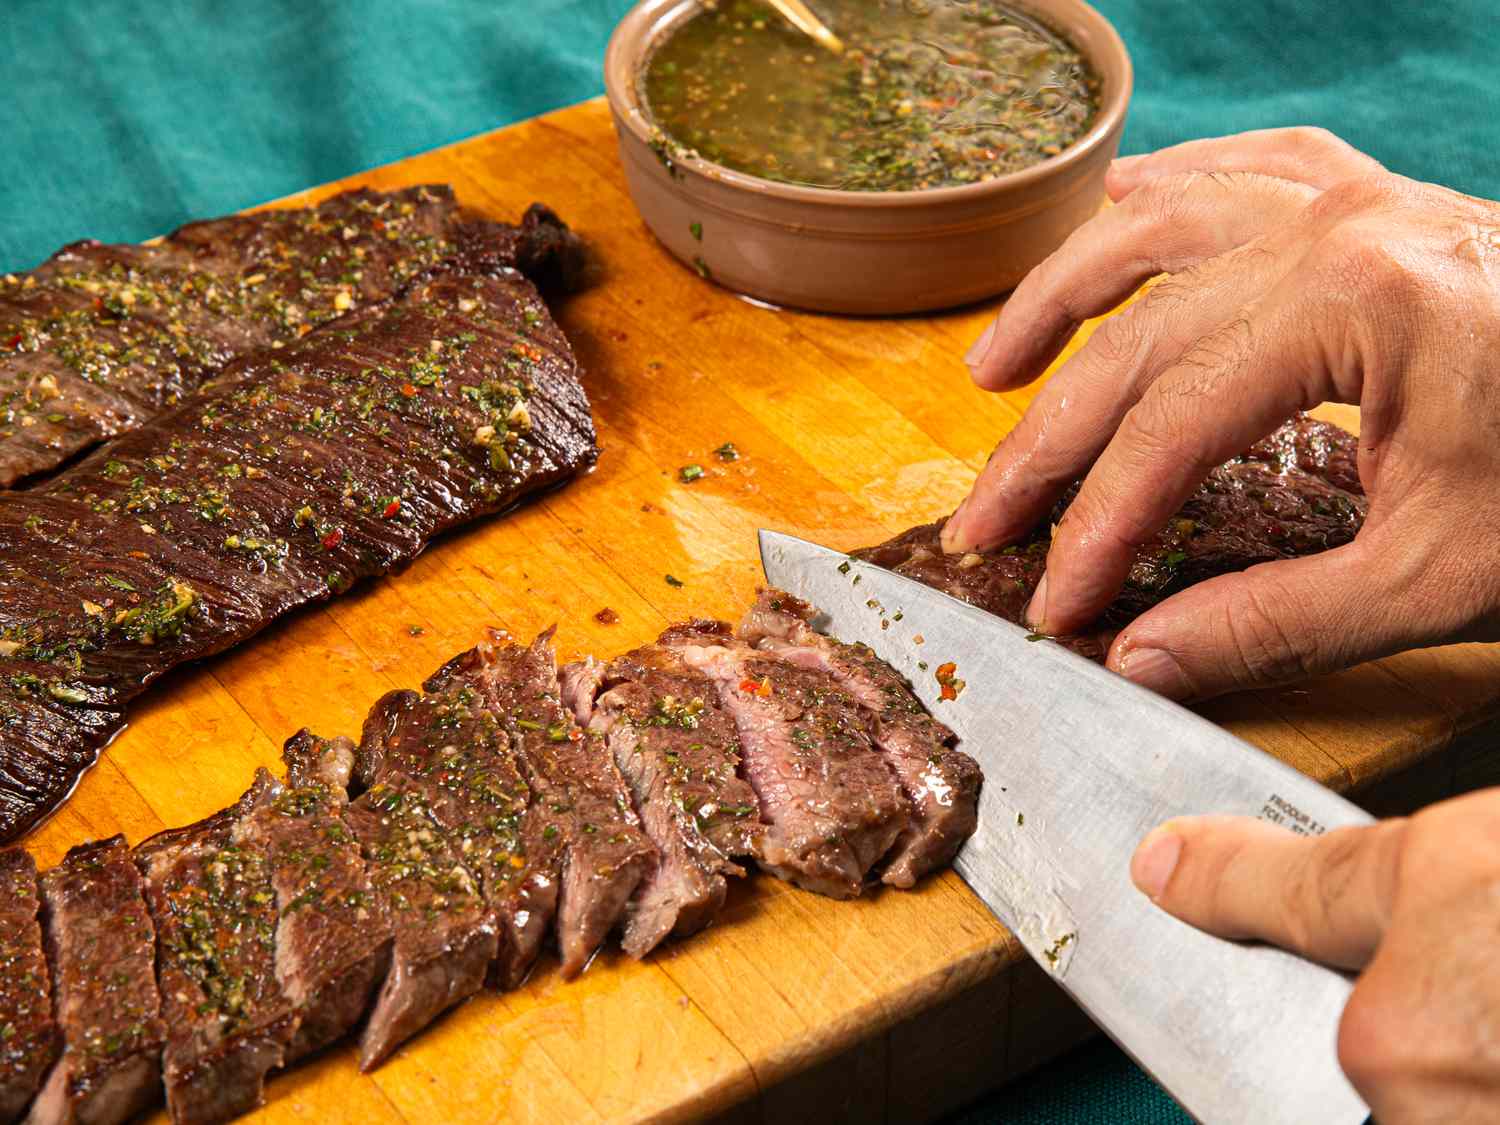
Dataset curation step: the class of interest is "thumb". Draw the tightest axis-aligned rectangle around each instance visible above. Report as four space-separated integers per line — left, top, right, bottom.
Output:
1106 539 1420 702
1131 814 1405 970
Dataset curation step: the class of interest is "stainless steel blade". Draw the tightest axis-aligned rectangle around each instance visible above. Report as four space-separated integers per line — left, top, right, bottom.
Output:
759 530 1371 1125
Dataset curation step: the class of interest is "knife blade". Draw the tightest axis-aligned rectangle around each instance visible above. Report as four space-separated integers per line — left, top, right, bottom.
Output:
758 529 1371 1125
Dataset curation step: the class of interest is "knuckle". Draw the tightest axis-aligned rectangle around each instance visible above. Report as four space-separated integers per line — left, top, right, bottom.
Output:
1280 829 1362 947
1218 579 1316 685
1338 976 1414 1091
1307 173 1401 220
1083 306 1152 372
1315 223 1430 305
1127 173 1199 230
1281 125 1346 158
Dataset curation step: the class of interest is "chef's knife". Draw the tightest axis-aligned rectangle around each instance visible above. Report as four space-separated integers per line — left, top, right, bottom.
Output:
758 530 1371 1125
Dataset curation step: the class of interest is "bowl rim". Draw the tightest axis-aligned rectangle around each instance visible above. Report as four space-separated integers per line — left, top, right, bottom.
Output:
604 0 1134 210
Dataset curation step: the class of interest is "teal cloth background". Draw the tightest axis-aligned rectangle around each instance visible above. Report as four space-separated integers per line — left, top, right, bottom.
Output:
3 0 1491 1117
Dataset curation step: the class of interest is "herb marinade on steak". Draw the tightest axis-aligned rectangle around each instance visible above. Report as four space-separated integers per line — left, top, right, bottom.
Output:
854 415 1367 659
0 185 581 488
0 584 983 1122
0 848 56 1122
135 773 295 1125
0 217 597 843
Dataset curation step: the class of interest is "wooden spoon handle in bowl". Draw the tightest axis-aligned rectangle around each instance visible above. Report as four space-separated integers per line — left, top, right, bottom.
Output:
766 0 845 53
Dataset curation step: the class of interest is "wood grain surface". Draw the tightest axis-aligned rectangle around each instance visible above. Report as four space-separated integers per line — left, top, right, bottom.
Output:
19 98 1500 1124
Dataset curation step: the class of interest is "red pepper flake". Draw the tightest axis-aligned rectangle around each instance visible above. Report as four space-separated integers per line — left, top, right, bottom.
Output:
399 383 417 398
935 662 965 702
738 676 772 698
321 528 344 550
594 607 619 625
3 333 20 349
381 500 401 519
372 219 386 233
567 728 583 742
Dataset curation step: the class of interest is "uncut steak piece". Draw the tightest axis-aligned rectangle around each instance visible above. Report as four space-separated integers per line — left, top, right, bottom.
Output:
135 772 296 1125
0 849 57 1123
341 769 497 1070
738 589 981 889
0 184 583 488
0 237 598 844
663 621 910 900
236 733 391 1062
562 646 762 958
472 634 655 978
854 414 1367 659
355 657 557 992
31 837 165 1125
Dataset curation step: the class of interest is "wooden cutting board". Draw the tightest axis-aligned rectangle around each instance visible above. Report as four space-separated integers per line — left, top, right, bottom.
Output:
22 98 1500 1125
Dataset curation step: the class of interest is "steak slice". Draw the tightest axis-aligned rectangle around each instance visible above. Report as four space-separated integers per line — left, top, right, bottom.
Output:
664 622 910 900
854 415 1367 659
31 836 165 1125
342 778 496 1070
236 734 391 1062
0 849 57 1123
0 186 586 488
563 646 762 958
354 659 554 991
738 589 981 889
135 772 295 1125
0 229 598 844
473 635 655 978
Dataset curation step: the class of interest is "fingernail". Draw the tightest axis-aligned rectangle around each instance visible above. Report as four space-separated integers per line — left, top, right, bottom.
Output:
941 502 970 553
1130 826 1183 900
1119 646 1193 700
1024 574 1048 629
964 319 998 376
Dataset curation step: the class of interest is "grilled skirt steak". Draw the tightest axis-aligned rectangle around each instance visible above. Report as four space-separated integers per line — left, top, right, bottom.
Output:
0 238 598 843
31 837 165 1125
0 186 582 488
2 595 976 1121
135 773 295 1125
472 634 655 979
237 734 391 1062
854 415 1367 659
738 590 981 889
563 647 762 958
663 622 911 900
342 776 497 1071
356 656 558 991
0 849 56 1124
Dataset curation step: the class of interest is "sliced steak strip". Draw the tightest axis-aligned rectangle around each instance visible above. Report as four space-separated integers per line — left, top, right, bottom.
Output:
0 235 598 844
235 734 391 1062
854 415 1366 659
31 836 165 1125
473 635 654 978
0 186 585 488
565 645 761 958
0 849 56 1123
354 663 554 991
135 773 294 1125
342 777 497 1070
664 622 910 900
738 590 980 889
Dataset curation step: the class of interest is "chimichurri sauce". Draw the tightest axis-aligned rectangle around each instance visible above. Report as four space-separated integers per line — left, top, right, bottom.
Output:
642 0 1100 192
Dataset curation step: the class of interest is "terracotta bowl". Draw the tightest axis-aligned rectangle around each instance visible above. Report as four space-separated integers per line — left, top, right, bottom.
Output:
604 0 1133 315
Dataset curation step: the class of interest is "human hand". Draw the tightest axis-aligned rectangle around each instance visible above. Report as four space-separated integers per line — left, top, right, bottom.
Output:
942 127 1500 700
1130 787 1500 1122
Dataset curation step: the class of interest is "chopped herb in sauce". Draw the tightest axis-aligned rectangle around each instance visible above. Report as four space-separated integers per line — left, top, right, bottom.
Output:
678 463 705 483
643 0 1099 193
